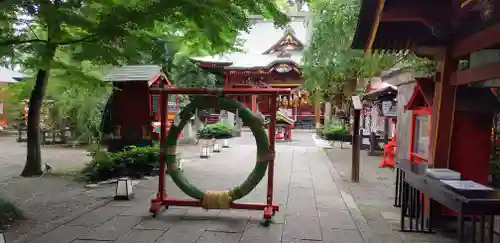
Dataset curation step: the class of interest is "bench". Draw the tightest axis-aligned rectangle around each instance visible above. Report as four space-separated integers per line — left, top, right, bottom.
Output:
396 161 500 243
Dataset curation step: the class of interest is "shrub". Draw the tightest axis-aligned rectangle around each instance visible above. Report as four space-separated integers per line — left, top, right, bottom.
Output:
198 123 234 139
0 199 22 229
82 145 177 182
321 124 350 141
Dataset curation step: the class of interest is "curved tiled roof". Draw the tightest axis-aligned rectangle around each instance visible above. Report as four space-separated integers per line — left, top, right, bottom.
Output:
191 13 309 70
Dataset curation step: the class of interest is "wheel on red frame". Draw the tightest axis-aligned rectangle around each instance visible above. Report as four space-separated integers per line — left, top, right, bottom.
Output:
163 95 273 209
261 219 272 227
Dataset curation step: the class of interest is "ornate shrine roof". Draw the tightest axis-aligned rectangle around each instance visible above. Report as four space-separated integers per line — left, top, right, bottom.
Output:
276 110 296 125
191 12 309 71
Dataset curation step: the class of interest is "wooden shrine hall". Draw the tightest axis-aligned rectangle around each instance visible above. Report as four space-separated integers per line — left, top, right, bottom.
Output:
190 11 322 127
352 0 500 242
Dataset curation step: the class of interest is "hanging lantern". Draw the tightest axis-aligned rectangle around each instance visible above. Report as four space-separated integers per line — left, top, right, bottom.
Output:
212 138 221 153
114 177 134 200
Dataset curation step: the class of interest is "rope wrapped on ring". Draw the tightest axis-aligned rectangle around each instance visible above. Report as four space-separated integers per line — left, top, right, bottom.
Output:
167 163 180 172
165 146 177 155
257 151 275 162
164 96 271 202
201 190 232 209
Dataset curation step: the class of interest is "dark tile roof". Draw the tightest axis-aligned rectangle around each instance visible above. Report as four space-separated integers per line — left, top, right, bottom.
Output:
363 86 398 101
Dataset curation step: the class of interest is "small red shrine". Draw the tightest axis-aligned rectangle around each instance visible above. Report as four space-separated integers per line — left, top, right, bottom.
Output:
190 12 322 127
405 78 500 184
102 65 179 151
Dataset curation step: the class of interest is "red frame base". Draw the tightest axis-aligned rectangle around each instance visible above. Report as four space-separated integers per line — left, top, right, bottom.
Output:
150 88 288 225
149 196 279 219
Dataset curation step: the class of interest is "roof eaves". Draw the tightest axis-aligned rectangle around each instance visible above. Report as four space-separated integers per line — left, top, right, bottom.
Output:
351 0 378 50
102 65 162 82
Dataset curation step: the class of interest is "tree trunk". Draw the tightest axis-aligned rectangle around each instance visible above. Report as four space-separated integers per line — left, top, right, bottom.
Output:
314 101 321 129
324 101 332 126
21 69 50 176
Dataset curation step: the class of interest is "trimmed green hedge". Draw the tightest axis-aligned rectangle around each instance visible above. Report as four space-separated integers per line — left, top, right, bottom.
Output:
83 145 178 182
198 123 234 139
321 124 350 141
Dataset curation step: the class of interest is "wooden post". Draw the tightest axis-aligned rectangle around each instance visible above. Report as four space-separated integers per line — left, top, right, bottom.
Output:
383 117 389 142
369 132 377 156
430 48 457 168
251 95 258 112
351 96 362 183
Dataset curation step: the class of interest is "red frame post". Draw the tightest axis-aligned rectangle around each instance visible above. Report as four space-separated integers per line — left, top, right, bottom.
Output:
264 94 278 219
149 86 169 214
149 88 290 220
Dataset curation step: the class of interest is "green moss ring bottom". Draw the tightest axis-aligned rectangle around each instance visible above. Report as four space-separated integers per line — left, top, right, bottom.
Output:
163 96 272 206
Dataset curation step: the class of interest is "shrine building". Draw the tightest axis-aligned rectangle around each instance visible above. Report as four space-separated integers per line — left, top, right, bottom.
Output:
190 11 322 127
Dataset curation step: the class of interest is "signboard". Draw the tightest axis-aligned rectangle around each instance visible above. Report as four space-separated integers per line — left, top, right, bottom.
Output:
440 180 493 191
382 100 397 117
152 95 178 112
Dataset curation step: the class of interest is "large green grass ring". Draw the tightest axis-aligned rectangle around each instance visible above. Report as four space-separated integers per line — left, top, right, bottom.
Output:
165 95 271 201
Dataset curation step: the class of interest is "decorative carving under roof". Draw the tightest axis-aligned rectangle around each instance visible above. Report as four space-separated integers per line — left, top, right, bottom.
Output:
263 27 304 54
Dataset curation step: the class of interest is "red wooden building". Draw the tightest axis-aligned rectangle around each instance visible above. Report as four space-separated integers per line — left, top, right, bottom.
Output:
353 0 500 187
352 0 500 236
102 65 179 151
190 12 322 127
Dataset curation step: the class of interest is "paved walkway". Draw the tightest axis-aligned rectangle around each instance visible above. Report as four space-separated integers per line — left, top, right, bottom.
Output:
7 132 376 243
0 136 90 181
326 144 456 243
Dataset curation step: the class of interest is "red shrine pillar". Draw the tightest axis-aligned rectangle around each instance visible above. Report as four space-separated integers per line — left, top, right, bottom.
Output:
429 49 457 169
251 95 258 112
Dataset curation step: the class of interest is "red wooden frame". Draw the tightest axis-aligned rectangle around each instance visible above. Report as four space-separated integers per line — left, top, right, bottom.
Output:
451 60 500 86
149 87 291 222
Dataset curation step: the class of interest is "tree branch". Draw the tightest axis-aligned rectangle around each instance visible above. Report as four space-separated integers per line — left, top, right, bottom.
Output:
53 34 98 45
0 34 98 47
0 38 47 46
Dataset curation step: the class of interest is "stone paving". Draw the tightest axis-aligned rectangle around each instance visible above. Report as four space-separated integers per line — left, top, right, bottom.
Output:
0 136 114 242
6 132 377 243
326 144 456 243
0 135 90 181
